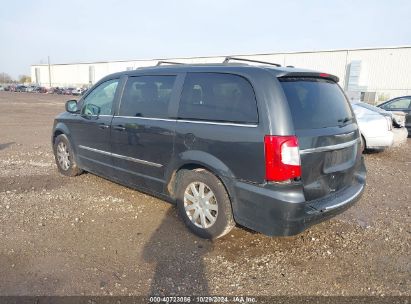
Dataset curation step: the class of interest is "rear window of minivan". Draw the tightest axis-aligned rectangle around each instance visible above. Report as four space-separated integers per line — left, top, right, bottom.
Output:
280 78 353 130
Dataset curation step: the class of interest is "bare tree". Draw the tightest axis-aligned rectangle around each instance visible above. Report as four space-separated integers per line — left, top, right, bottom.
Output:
0 72 13 84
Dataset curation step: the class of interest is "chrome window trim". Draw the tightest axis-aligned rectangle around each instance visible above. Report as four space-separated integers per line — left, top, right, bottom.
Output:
113 115 258 127
114 116 176 122
300 138 359 154
78 145 163 168
177 119 258 128
77 114 113 118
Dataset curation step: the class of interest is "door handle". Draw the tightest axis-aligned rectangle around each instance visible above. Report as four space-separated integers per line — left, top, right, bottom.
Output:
113 125 126 131
98 124 110 129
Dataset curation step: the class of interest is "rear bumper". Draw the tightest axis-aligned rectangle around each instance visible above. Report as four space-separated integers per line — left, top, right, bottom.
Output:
229 162 366 236
365 131 394 149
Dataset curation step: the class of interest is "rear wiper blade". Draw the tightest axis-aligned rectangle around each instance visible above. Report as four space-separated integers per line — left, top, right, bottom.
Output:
338 117 353 125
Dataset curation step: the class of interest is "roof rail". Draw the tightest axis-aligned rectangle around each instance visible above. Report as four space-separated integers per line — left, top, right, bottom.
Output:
223 56 281 67
156 61 184 66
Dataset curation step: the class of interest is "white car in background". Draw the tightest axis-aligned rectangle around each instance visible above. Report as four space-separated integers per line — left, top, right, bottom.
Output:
72 88 87 96
351 101 394 152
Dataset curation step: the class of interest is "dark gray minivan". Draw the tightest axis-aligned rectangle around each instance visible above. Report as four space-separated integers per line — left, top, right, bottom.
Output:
52 60 366 239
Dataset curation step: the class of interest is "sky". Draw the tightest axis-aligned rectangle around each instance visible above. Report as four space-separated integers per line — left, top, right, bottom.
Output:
1 0 410 78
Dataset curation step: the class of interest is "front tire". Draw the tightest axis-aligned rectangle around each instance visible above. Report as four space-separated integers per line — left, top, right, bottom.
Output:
176 169 235 239
53 134 82 177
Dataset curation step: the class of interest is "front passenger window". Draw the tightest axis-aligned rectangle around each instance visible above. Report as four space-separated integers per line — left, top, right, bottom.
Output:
82 79 119 115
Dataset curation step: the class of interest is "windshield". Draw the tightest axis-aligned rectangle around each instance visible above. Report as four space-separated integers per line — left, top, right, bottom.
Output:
280 78 353 130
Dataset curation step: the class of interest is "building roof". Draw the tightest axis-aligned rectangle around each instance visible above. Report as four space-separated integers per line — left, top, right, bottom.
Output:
31 45 411 67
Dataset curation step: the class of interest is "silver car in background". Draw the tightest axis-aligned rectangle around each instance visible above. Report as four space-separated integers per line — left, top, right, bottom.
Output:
351 101 394 152
357 101 406 128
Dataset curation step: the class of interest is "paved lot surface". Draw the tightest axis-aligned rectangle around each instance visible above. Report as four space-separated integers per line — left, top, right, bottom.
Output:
0 91 410 296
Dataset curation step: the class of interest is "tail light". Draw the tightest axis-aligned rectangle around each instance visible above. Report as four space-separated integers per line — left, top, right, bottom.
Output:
264 135 301 182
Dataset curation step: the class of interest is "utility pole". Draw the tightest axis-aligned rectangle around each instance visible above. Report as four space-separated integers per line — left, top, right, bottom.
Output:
48 56 52 88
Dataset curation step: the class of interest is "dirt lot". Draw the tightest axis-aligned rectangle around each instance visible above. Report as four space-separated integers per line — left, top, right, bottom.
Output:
0 91 409 297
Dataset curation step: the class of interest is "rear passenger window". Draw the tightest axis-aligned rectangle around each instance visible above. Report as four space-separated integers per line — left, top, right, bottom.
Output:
178 73 258 124
119 75 176 118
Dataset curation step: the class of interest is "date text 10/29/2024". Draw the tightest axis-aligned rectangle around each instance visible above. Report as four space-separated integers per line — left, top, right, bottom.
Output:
149 296 257 303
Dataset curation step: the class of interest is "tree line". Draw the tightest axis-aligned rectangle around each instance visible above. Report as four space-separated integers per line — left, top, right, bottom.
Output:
1 72 31 84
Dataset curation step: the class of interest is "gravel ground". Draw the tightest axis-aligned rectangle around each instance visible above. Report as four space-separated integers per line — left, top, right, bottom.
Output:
0 91 410 296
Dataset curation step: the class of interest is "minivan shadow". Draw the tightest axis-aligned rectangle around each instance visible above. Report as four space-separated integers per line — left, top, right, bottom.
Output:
0 142 15 151
142 208 213 296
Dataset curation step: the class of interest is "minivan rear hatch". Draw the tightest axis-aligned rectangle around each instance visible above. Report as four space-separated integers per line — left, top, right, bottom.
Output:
279 76 361 201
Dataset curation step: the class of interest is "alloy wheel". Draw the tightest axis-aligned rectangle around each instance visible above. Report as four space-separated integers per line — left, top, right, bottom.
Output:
56 141 70 171
184 182 218 228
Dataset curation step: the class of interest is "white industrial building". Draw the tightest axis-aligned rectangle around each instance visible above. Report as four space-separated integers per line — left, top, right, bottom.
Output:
31 46 411 103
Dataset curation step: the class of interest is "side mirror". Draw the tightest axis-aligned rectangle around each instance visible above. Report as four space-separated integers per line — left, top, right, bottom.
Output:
65 100 79 113
82 103 101 118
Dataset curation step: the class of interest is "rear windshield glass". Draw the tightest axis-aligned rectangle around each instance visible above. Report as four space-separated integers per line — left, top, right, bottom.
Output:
279 78 353 130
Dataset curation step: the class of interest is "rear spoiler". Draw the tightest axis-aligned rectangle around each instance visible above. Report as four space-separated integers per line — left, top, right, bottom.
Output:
278 72 339 83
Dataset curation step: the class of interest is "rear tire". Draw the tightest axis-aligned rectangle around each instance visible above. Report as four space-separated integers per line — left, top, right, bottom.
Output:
360 135 366 153
53 134 82 177
176 169 235 239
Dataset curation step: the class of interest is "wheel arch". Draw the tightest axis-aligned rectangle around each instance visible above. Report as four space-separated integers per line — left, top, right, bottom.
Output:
52 129 65 144
53 123 71 142
165 152 236 203
52 123 77 155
